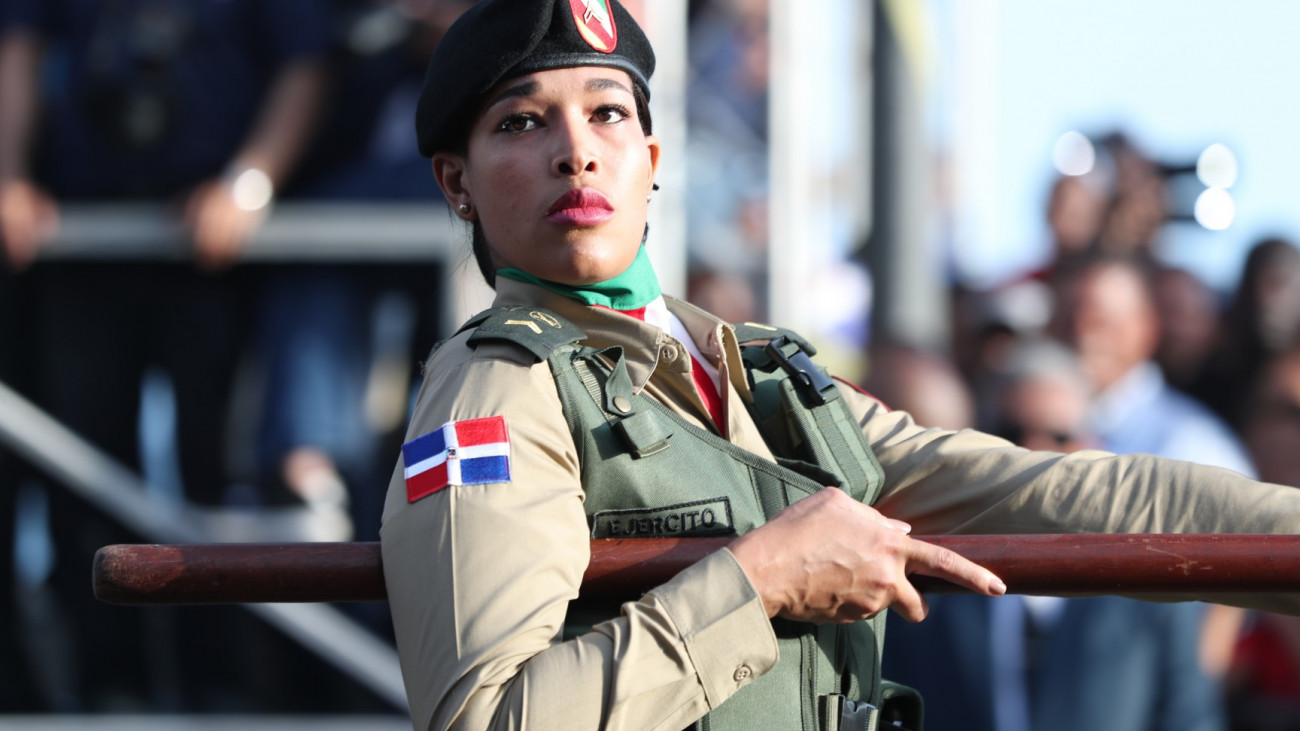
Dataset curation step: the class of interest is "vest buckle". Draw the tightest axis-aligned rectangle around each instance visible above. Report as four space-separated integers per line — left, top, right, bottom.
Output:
765 336 837 406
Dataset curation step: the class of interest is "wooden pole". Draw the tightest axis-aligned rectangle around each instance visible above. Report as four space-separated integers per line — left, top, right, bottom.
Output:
93 534 1300 606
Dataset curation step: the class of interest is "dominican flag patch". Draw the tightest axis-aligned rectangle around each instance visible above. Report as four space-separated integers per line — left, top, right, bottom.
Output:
403 416 511 503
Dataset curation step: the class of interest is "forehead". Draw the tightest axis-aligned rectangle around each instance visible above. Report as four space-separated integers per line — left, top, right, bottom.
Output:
481 66 637 110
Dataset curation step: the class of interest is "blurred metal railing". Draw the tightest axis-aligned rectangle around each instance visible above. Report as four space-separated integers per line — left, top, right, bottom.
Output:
0 379 408 709
47 202 454 261
44 202 495 335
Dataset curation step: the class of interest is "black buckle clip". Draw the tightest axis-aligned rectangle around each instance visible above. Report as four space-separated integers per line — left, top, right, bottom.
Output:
765 336 836 406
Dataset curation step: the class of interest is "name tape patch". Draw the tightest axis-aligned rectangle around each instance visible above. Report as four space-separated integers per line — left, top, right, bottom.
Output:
403 416 511 503
591 498 734 538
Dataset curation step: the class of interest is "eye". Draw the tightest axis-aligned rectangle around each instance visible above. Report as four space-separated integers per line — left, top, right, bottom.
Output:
593 104 631 125
497 113 538 134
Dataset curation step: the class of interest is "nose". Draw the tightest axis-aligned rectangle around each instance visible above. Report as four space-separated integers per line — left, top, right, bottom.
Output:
551 117 598 177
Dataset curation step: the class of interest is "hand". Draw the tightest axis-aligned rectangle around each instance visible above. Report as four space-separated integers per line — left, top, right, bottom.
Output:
729 487 1005 624
184 179 266 270
0 178 58 270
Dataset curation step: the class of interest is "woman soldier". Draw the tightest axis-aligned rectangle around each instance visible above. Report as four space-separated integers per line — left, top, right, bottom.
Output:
380 1 1300 729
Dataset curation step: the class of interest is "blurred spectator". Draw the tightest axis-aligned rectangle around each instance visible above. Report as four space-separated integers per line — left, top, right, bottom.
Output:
1045 173 1109 263
0 0 327 711
250 0 472 546
884 338 1225 731
1152 266 1222 391
1053 252 1253 690
1035 131 1167 279
687 267 759 325
949 278 1054 430
863 341 974 431
685 0 770 290
1226 349 1300 730
1192 237 1300 429
1052 254 1254 475
1093 132 1168 257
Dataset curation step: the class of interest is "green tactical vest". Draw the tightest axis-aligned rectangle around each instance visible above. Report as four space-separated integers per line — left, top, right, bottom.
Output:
461 305 921 731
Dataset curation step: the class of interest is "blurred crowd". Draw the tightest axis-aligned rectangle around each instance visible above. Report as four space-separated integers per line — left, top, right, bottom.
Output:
1 0 1300 728
873 132 1300 731
0 0 469 715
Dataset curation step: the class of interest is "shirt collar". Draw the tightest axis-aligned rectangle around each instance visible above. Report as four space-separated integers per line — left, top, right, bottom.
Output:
491 278 752 401
1090 360 1164 433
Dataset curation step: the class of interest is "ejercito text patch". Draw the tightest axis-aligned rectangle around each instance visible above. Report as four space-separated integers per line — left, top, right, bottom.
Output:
590 498 734 538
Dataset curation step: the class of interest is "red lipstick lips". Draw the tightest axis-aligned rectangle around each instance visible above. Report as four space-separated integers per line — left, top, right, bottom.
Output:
545 188 614 226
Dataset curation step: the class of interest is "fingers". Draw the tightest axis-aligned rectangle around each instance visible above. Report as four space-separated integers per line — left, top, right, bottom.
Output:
733 487 1005 626
186 182 260 270
905 537 1006 599
887 580 929 623
0 180 57 270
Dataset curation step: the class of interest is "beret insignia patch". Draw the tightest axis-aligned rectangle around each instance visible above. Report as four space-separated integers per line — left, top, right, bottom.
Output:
569 0 618 53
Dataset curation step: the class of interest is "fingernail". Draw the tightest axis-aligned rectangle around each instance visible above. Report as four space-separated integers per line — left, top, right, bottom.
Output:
990 577 1007 596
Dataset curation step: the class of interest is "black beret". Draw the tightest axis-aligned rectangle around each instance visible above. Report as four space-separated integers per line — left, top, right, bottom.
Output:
416 0 656 157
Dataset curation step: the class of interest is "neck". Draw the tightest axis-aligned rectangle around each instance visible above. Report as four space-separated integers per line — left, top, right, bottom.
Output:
496 246 662 310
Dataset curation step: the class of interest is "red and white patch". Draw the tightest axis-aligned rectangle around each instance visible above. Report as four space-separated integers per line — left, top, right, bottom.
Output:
568 0 618 53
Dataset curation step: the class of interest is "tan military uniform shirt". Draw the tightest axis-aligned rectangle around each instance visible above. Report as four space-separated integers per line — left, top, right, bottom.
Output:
381 278 1300 731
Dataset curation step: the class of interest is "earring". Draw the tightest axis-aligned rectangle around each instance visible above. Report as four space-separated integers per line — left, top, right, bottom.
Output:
458 202 471 214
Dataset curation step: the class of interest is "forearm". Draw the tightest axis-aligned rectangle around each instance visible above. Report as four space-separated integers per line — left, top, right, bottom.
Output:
462 551 774 731
851 389 1300 612
0 29 40 182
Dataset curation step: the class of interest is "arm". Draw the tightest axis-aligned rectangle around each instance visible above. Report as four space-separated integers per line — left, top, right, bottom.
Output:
184 58 325 268
0 28 57 269
842 386 1300 611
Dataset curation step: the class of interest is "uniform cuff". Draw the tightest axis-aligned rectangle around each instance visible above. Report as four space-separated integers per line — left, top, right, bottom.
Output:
652 547 779 709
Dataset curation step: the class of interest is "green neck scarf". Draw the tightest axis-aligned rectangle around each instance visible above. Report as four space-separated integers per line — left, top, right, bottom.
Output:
497 245 662 310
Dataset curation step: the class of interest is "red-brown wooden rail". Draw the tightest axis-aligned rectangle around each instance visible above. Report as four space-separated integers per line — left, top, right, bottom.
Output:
93 534 1300 606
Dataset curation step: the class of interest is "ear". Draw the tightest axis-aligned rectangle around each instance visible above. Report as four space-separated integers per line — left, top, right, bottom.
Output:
431 152 475 220
644 134 661 195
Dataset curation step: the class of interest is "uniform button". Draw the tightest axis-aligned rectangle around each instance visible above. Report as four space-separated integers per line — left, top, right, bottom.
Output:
612 395 633 414
733 665 752 683
660 345 679 362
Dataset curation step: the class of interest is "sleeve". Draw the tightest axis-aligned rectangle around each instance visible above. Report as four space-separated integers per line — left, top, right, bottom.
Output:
380 339 778 731
836 384 1300 612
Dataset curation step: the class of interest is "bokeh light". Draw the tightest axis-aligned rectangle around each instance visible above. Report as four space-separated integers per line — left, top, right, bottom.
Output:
231 168 274 212
1194 187 1235 230
1051 131 1096 177
1197 143 1239 189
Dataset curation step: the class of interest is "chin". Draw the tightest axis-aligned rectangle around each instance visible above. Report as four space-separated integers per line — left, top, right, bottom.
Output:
556 248 638 283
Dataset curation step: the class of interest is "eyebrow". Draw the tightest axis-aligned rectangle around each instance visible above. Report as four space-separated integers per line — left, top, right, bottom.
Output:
483 76 634 111
585 77 633 96
484 80 540 111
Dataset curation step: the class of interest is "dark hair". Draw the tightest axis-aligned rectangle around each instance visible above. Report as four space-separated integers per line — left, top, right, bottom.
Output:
463 81 654 286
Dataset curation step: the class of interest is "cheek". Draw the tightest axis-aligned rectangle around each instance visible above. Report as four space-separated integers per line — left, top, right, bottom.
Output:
468 157 534 245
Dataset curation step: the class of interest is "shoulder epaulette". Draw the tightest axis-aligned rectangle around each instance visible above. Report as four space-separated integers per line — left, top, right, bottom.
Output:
731 321 818 355
463 306 586 360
